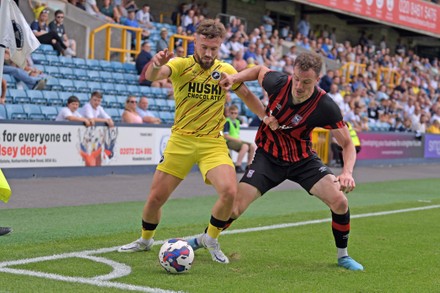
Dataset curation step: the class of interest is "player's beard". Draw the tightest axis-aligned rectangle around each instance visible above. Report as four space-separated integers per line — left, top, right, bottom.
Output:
194 52 214 70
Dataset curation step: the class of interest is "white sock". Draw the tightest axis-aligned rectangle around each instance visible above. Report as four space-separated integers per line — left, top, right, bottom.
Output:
337 248 348 259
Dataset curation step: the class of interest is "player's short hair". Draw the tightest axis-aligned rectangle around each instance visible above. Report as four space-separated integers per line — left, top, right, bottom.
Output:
196 19 226 40
91 91 102 100
293 52 322 77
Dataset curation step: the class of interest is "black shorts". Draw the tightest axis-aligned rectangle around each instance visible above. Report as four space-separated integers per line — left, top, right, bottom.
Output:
240 149 334 195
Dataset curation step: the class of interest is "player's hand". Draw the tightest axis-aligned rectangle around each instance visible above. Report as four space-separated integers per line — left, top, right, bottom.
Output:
336 172 356 193
219 72 235 91
153 48 174 67
263 111 279 131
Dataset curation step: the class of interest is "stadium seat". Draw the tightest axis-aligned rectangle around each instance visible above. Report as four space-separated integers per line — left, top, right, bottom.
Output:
87 81 103 93
101 83 118 95
99 60 113 71
45 65 63 79
26 90 47 105
5 104 27 120
115 95 127 108
59 91 75 105
73 80 90 93
38 44 58 55
126 85 142 96
40 105 58 120
32 53 49 65
9 89 30 104
114 84 129 96
150 87 168 99
124 73 139 85
46 55 62 66
42 91 63 106
58 78 76 92
98 71 114 83
122 62 136 73
167 99 175 111
139 86 151 96
111 72 125 84
158 111 174 124
110 61 125 73
23 103 45 120
74 68 89 81
59 67 76 80
0 104 6 119
72 58 88 69
58 56 75 68
102 95 117 108
3 74 17 89
147 98 159 111
155 99 169 111
46 78 62 91
75 93 90 105
85 59 102 71
88 70 103 82
105 108 121 122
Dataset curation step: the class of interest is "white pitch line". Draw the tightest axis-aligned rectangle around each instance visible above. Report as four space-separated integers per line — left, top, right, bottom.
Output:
0 204 438 292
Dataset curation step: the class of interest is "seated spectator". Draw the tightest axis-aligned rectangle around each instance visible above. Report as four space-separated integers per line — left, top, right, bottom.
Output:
121 96 143 123
48 10 76 57
156 28 169 53
135 42 153 75
223 104 256 173
3 49 46 90
136 96 161 124
232 49 247 72
427 118 440 134
80 91 114 127
84 0 115 22
1 79 6 107
136 4 154 29
100 0 120 23
138 62 173 90
56 95 92 126
68 0 86 11
121 9 150 47
30 9 67 56
175 46 185 57
28 0 47 20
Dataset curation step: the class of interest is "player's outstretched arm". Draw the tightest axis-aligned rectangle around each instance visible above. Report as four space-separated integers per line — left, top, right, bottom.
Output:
145 48 173 82
332 127 356 193
219 65 270 91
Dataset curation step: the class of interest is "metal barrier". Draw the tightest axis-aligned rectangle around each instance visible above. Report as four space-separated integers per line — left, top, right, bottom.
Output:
339 62 401 89
311 128 330 164
339 62 366 84
168 34 194 56
89 23 142 63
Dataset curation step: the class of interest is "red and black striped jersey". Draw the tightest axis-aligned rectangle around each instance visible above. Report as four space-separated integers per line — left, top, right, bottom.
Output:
255 71 345 163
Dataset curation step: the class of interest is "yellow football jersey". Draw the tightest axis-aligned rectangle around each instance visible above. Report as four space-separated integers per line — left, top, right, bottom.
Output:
167 56 242 137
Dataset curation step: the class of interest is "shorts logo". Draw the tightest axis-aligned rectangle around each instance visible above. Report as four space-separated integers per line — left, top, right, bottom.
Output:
319 166 327 173
159 155 164 164
211 70 221 80
246 169 255 178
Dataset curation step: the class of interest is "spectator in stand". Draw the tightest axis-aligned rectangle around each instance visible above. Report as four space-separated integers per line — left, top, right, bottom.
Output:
122 96 143 123
84 0 115 22
80 91 114 127
261 10 274 37
243 43 257 62
28 0 47 20
319 69 334 93
121 9 150 47
426 118 440 134
135 42 153 75
56 95 92 126
223 104 256 173
297 14 310 38
48 10 76 57
30 9 67 56
139 62 172 89
156 28 169 53
1 79 6 108
137 96 161 124
68 0 86 11
328 83 345 111
136 4 154 29
3 49 46 90
232 49 247 72
100 0 120 23
181 9 194 28
175 46 185 57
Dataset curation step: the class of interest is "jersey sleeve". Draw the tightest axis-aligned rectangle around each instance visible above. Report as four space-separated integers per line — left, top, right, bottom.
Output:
316 94 344 130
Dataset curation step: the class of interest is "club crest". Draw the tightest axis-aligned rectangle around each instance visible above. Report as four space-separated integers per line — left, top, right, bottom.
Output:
12 20 24 50
211 70 221 80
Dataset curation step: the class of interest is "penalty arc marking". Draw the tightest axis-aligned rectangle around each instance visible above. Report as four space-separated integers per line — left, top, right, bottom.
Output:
0 204 439 292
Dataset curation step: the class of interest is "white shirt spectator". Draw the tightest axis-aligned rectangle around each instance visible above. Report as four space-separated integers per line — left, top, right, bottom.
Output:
137 107 157 118
56 107 84 121
81 102 111 119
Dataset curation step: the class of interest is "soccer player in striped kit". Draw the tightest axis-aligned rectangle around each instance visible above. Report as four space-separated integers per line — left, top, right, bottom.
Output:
189 52 364 271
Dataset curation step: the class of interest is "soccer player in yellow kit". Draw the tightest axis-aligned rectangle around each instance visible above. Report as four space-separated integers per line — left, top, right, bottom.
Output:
118 19 267 263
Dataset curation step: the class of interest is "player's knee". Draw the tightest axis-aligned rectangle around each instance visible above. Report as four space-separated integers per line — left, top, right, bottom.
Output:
220 185 237 202
330 194 348 214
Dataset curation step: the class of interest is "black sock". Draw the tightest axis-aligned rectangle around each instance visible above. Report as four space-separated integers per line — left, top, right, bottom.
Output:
331 209 350 248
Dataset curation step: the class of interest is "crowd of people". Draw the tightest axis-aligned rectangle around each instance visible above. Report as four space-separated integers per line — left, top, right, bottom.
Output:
2 1 440 135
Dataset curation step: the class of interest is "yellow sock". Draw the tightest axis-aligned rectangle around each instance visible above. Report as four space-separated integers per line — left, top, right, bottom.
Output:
206 223 222 239
141 229 156 240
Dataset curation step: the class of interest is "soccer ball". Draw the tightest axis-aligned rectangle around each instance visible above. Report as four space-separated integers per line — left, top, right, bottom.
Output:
158 238 194 273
